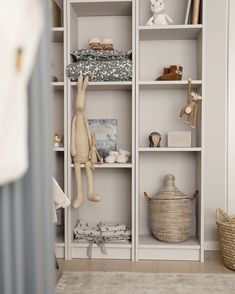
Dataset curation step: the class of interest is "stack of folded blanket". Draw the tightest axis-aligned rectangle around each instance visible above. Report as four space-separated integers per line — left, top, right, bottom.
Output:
66 49 132 82
99 222 131 242
74 220 131 258
74 220 131 243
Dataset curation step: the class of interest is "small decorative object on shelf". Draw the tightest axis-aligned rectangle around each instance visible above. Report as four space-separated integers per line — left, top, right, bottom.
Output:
89 38 114 51
144 174 198 243
156 65 183 81
178 79 202 128
216 208 235 271
71 75 101 209
89 38 103 50
89 133 102 169
116 149 131 163
105 149 131 164
102 39 114 51
50 0 62 27
105 151 118 164
52 75 58 82
54 132 63 148
149 132 161 147
168 131 191 147
146 0 173 26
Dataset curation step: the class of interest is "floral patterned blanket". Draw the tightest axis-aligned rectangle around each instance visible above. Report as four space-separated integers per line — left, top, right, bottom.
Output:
66 49 132 82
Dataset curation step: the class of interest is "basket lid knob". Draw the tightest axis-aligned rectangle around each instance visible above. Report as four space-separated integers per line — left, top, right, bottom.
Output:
154 174 191 200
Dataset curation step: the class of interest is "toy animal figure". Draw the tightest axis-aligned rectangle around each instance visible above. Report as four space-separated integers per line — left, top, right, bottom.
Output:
54 132 63 148
178 79 202 128
146 0 173 26
149 132 161 147
71 75 101 208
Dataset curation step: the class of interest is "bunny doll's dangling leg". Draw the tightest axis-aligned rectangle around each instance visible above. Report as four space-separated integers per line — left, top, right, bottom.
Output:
85 161 101 202
73 162 83 208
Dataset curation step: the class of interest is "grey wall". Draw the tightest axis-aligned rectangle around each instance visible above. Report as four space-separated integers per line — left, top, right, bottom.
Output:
204 0 228 246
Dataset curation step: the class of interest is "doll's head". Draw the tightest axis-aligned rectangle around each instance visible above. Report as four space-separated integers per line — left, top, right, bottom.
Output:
150 0 165 14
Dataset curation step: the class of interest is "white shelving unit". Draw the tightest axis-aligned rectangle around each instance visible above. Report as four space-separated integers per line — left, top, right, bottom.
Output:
52 0 204 262
66 0 135 260
51 0 68 259
136 0 204 262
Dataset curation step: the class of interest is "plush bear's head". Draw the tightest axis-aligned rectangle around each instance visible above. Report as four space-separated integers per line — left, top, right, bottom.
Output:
150 0 165 14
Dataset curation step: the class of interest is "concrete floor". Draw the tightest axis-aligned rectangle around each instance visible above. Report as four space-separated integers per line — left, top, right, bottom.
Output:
55 251 234 282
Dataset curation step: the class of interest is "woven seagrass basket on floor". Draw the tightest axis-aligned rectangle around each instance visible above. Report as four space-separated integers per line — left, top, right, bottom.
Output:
216 208 235 271
144 174 198 243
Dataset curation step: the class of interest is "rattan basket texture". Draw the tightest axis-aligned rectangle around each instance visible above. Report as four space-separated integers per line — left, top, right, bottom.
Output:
216 208 235 271
144 174 198 243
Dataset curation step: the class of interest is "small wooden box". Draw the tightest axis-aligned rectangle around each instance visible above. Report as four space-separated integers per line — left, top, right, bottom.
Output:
168 131 191 147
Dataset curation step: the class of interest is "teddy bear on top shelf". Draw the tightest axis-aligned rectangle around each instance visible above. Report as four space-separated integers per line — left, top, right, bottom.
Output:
146 0 173 26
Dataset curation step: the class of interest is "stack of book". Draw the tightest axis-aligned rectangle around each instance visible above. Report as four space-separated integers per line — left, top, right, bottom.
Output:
185 0 202 25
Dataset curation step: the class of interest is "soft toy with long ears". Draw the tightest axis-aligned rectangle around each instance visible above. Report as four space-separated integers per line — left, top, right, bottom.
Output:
146 0 173 26
71 75 101 208
178 79 202 128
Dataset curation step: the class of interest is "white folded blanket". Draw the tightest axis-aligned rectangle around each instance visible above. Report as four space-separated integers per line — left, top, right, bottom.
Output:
101 230 131 238
73 219 131 242
99 222 127 232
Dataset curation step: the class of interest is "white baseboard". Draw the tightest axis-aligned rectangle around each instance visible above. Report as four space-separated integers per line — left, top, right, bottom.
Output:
205 241 219 251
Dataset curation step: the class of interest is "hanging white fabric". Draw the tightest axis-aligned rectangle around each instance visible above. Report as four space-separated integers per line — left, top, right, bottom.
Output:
53 178 70 223
0 0 43 186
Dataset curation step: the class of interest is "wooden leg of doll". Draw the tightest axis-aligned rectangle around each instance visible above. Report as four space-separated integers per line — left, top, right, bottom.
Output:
85 161 101 202
178 108 185 119
73 162 83 208
191 104 198 128
184 114 190 124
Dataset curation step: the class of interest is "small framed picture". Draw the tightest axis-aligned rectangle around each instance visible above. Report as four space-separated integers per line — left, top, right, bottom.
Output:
88 119 117 158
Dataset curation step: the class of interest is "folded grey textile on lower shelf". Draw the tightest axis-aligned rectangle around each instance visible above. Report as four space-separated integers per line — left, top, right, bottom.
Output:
73 219 131 257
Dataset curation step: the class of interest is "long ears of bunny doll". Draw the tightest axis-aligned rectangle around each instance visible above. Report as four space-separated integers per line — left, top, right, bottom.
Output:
82 75 89 92
77 75 83 93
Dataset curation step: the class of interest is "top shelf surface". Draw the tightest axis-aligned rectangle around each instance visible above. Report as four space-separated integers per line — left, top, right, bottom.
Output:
139 25 203 41
70 0 132 17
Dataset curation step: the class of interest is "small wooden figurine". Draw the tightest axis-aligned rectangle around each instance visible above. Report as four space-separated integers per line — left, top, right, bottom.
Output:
149 132 161 147
178 79 202 128
54 132 63 148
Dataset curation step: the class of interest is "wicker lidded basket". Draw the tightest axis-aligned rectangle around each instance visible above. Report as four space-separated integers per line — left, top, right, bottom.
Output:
216 208 235 271
144 174 198 243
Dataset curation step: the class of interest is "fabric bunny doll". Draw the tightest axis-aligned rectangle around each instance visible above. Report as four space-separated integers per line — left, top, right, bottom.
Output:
146 0 173 26
71 75 101 208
